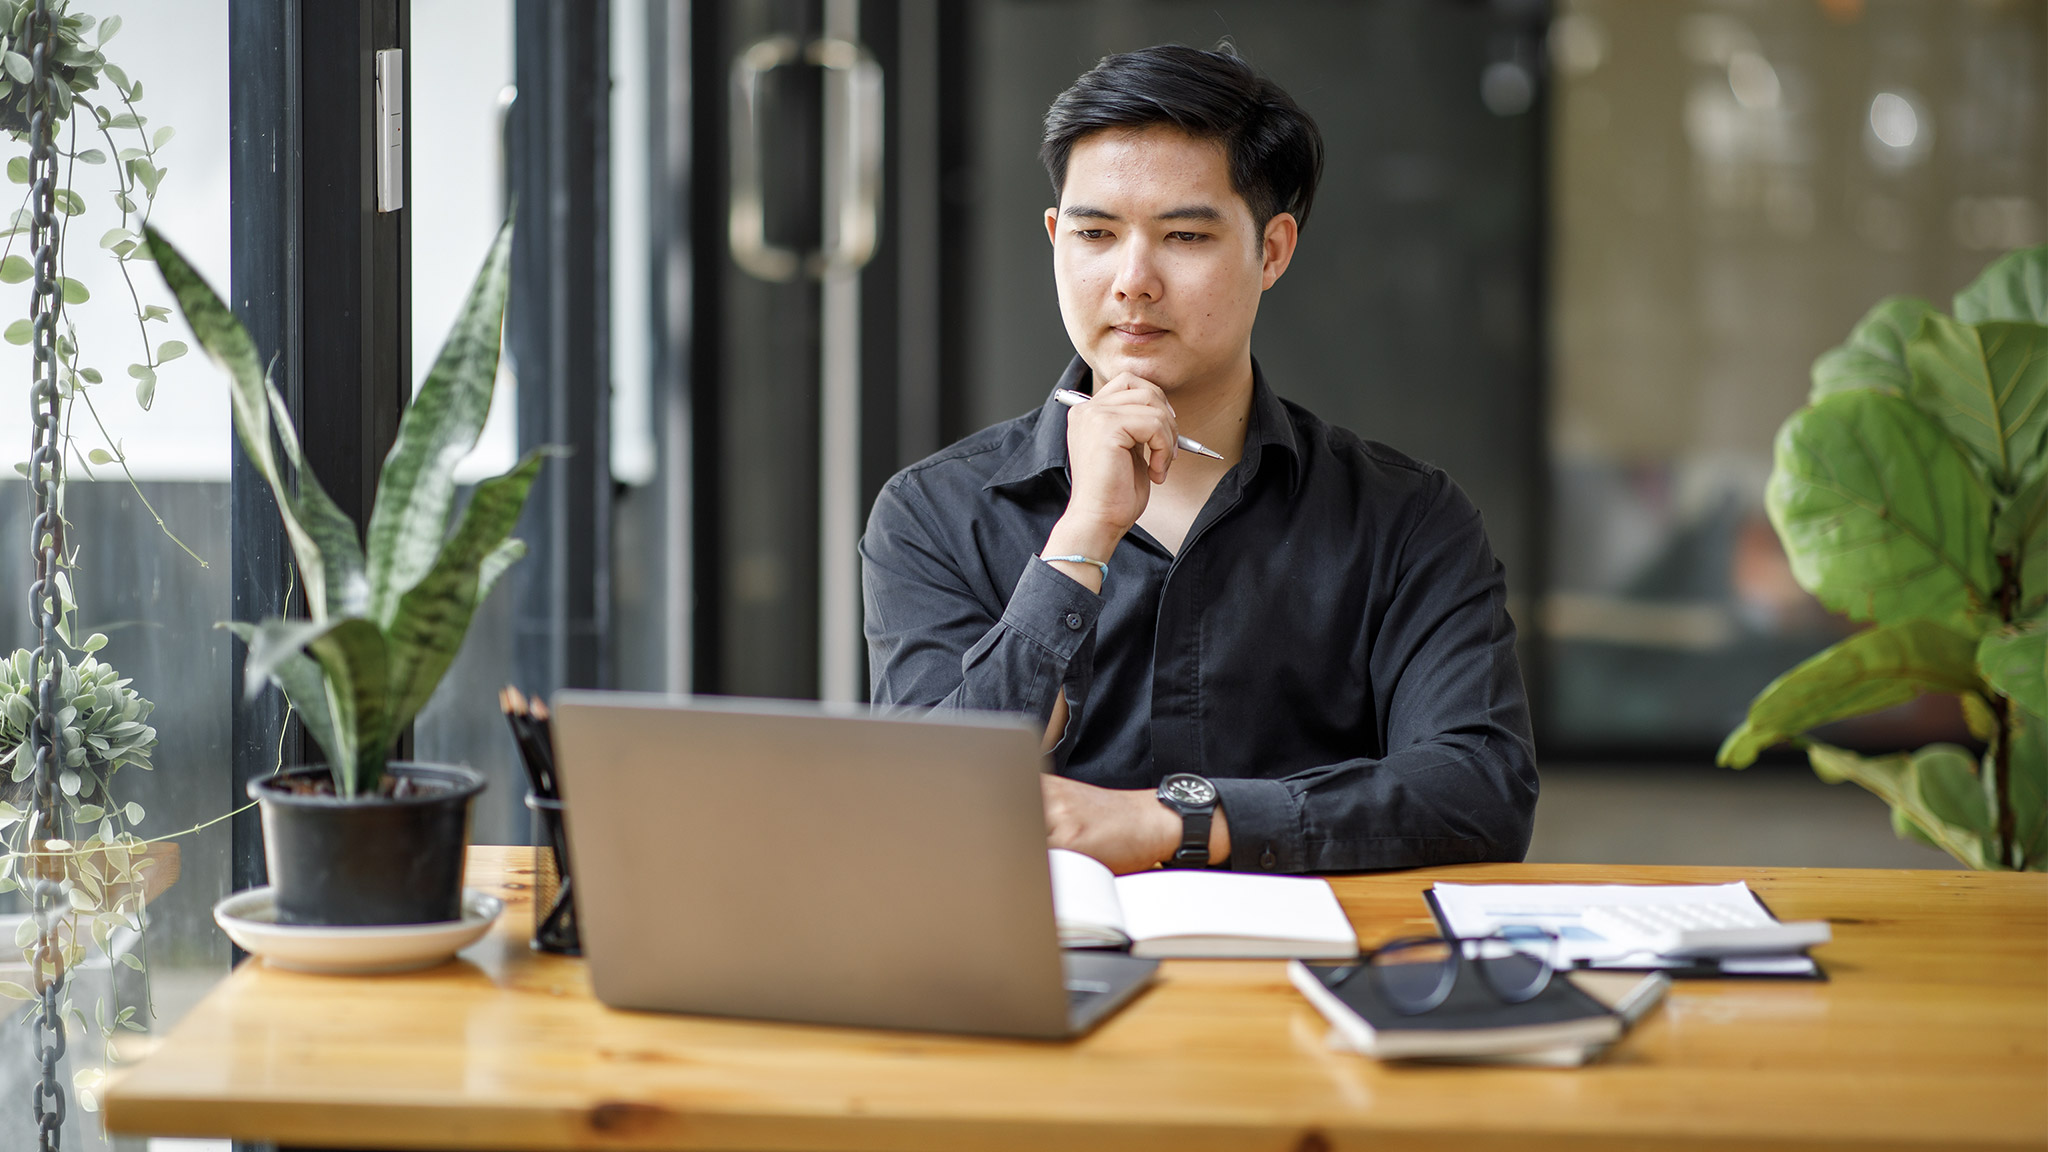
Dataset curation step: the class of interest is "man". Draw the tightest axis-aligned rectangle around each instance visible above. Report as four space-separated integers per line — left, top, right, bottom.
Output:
861 45 1537 874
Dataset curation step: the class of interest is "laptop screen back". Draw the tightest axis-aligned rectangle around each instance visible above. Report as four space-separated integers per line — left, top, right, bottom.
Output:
550 692 1074 1038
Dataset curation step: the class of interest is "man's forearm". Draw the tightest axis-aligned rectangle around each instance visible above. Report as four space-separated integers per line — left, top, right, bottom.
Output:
1042 775 1232 873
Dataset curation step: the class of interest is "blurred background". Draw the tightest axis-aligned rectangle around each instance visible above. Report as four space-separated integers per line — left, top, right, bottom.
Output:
0 2 2042 1143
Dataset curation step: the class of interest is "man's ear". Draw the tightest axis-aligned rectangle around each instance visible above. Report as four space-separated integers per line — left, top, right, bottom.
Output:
1260 212 1299 290
1045 206 1060 246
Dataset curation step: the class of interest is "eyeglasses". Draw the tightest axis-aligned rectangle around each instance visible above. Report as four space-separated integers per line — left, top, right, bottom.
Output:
1366 928 1561 1015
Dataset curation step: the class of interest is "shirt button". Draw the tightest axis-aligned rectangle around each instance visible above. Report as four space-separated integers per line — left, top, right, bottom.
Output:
1062 611 1083 631
1261 847 1277 870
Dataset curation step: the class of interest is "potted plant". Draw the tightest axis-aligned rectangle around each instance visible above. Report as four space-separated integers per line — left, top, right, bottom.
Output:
145 219 553 923
1718 246 2048 872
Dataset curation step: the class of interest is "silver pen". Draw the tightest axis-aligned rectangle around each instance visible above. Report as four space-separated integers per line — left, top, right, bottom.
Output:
1052 388 1226 460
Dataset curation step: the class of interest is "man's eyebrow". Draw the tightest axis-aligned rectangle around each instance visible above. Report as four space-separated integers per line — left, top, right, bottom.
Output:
1060 204 1225 223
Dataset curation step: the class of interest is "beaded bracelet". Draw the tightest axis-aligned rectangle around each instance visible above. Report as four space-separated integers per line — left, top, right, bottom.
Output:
1038 553 1109 578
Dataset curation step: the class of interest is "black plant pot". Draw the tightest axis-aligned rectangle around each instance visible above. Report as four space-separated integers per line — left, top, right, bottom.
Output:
250 762 486 926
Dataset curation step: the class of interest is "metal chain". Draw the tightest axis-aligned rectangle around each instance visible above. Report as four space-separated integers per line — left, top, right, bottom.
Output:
25 0 66 1148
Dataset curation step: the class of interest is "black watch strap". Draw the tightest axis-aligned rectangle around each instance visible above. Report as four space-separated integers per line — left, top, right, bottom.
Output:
1171 807 1213 866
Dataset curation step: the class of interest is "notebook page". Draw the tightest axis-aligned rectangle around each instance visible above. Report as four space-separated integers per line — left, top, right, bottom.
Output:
1114 870 1356 956
1048 849 1129 948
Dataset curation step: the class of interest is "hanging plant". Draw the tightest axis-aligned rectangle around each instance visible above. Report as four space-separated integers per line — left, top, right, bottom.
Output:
0 0 195 1121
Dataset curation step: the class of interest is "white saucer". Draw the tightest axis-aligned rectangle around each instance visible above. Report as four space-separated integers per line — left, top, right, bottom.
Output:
213 887 504 975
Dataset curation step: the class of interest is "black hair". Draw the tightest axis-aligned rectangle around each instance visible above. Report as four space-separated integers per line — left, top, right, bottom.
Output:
1040 44 1324 232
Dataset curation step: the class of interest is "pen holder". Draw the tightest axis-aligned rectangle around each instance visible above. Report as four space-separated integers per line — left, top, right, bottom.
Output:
524 793 580 955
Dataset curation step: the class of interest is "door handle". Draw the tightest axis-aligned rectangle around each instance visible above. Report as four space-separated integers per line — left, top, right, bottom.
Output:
728 35 884 282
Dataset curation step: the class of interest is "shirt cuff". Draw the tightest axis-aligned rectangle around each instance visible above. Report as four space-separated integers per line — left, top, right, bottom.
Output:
998 557 1103 663
1210 776 1302 873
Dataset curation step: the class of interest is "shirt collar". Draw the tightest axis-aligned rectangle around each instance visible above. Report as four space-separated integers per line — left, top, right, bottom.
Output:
985 356 1303 499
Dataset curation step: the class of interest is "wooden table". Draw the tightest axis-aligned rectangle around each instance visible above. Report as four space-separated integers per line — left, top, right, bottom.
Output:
102 848 2048 1151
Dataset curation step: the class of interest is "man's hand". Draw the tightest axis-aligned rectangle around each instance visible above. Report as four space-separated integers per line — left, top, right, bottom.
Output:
1041 773 1231 874
1041 373 1180 576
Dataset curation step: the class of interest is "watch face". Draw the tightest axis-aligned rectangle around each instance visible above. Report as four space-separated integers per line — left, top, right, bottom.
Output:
1162 775 1216 806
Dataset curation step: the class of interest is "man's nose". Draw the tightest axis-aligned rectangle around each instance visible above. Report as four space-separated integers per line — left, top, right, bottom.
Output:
1111 240 1162 302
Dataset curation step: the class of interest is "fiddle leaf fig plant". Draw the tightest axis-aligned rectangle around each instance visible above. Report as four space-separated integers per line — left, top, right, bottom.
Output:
145 218 554 799
1719 246 2048 871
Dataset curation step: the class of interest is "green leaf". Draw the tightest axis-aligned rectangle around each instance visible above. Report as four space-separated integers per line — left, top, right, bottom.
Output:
151 125 172 150
1718 620 1984 768
103 61 127 94
2006 706 2048 870
74 148 104 165
1810 296 1933 402
53 188 83 216
2 50 28 85
139 305 168 322
0 981 32 1001
260 377 370 617
97 227 133 249
383 447 552 734
130 363 155 409
80 366 100 383
223 621 343 779
0 253 30 282
4 155 24 184
1919 746 1994 837
73 804 103 823
97 14 120 45
234 616 339 701
80 632 105 653
1954 246 2048 326
123 801 141 824
113 192 134 213
4 318 31 345
1766 389 1998 631
1905 316 2048 491
1978 626 2048 718
155 339 185 363
1993 470 2048 620
105 112 140 131
127 158 159 196
1808 741 1996 869
366 219 513 627
303 619 391 797
58 276 87 304
85 449 111 466
145 226 366 622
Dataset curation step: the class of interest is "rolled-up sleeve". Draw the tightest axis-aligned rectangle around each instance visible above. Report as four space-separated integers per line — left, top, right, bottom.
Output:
1215 480 1538 873
862 476 1100 728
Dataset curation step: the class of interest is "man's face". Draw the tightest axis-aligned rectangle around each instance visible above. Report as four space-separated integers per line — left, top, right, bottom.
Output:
1045 125 1295 394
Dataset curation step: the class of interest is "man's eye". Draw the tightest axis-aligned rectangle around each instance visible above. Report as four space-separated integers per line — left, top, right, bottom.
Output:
1168 231 1206 242
1074 229 1110 240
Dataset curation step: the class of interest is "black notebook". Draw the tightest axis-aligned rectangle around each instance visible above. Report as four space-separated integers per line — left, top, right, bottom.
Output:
1288 958 1667 1062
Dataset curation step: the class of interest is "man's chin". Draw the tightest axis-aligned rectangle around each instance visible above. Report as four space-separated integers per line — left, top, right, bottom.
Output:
1088 348 1186 391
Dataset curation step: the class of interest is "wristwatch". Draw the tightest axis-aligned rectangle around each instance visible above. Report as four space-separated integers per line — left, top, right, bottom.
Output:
1156 773 1218 867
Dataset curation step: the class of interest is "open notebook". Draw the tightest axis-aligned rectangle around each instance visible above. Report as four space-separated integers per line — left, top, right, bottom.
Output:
1048 849 1359 959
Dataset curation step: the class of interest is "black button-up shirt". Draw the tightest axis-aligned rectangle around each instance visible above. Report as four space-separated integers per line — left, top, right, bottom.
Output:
861 357 1537 872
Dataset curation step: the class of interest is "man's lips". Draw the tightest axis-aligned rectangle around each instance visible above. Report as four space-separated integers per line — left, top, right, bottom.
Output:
1110 323 1167 340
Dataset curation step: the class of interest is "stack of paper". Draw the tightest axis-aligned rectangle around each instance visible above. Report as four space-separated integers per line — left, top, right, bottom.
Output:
1427 882 1827 977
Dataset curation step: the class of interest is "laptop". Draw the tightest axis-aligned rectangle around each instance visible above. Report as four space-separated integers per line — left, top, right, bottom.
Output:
548 691 1158 1039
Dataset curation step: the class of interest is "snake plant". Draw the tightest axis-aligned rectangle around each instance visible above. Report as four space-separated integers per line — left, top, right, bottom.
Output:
146 220 552 798
1719 246 2048 871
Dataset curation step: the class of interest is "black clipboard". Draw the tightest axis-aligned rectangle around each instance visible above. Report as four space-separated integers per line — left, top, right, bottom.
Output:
1421 885 1829 982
